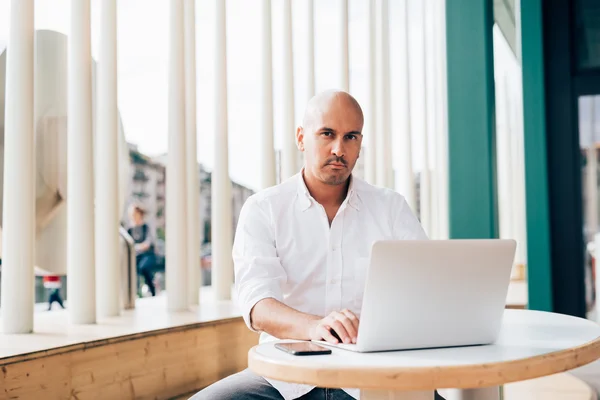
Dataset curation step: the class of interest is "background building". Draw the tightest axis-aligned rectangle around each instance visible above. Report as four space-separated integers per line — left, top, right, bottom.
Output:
124 145 254 289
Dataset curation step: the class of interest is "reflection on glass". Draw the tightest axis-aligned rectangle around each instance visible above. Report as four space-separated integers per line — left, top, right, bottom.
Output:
575 0 600 69
579 95 600 314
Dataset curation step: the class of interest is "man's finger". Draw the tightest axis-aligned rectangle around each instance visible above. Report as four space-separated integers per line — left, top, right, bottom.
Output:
341 310 359 343
330 320 352 344
340 309 359 331
333 313 357 343
319 325 339 344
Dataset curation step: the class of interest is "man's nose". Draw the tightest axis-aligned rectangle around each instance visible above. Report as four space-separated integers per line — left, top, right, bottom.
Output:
331 139 345 157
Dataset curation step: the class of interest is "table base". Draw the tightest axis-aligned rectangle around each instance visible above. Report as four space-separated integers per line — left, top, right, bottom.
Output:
360 390 434 400
438 387 500 400
360 387 500 400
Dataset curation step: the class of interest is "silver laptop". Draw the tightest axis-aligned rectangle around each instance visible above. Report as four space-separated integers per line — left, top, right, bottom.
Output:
315 239 516 353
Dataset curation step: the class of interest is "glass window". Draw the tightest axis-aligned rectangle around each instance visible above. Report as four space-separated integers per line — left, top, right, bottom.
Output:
575 0 600 69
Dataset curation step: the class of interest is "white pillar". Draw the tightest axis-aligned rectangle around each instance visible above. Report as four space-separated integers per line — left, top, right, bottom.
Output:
595 232 600 323
96 0 120 318
260 0 276 190
166 0 188 311
424 0 438 238
434 0 449 239
1 0 35 334
586 97 598 239
340 0 349 92
375 0 392 188
184 0 200 306
213 0 233 300
306 0 315 99
395 0 416 212
281 0 297 181
408 1 431 234
513 76 528 269
365 0 377 185
496 75 514 242
68 0 96 324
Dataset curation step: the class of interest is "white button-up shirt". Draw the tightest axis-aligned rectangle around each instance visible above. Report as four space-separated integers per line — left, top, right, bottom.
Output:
233 172 428 400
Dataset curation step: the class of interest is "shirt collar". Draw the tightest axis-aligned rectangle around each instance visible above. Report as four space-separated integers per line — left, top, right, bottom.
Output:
296 169 361 212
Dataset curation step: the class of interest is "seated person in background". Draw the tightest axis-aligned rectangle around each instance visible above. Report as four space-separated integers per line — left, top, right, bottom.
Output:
127 204 156 297
192 90 443 400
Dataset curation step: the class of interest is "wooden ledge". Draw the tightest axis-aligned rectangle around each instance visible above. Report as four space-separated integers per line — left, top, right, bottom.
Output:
0 316 243 367
0 317 258 399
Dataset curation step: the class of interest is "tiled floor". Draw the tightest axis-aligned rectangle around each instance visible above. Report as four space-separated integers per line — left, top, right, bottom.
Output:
503 372 597 399
571 361 600 398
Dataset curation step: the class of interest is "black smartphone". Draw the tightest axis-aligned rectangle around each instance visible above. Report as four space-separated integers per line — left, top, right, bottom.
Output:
275 342 332 356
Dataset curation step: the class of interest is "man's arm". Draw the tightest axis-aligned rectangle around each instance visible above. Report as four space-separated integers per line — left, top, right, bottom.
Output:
250 298 319 340
234 197 358 344
251 298 359 344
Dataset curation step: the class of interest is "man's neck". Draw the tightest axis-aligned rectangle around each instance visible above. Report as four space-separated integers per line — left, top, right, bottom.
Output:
302 170 350 207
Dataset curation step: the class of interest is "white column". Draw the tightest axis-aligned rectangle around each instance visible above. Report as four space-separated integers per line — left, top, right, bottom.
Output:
340 0 349 92
96 0 120 318
1 0 35 334
306 0 315 99
586 97 598 239
595 232 600 323
375 0 392 188
166 0 188 311
513 76 528 269
365 0 377 185
496 75 514 242
281 0 297 181
435 0 449 239
424 0 438 238
184 0 200 306
68 0 96 324
395 0 416 212
260 0 276 190
408 1 431 234
212 0 233 300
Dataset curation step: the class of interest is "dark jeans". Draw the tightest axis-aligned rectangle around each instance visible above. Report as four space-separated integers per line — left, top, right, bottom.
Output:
189 369 446 399
48 289 65 310
137 252 156 296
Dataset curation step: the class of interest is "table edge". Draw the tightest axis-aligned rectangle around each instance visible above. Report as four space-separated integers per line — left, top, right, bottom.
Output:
248 336 600 390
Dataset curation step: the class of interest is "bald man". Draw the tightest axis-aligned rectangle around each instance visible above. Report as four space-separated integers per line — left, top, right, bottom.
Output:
191 91 442 399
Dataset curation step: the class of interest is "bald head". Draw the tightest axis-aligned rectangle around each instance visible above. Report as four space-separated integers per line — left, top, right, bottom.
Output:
296 90 364 186
301 90 364 133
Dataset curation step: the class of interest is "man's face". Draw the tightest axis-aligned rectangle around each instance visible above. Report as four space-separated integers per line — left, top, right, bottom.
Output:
133 209 144 225
298 95 364 186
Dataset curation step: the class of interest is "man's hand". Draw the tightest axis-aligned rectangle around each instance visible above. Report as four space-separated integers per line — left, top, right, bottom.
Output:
308 309 359 344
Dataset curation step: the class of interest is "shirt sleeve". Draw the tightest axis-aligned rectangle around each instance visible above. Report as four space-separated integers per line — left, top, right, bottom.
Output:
233 196 287 332
392 194 429 240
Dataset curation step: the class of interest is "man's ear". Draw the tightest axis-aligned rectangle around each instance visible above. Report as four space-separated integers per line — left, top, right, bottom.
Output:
296 126 305 151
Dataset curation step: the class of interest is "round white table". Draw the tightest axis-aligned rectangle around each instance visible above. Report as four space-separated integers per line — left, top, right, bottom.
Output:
248 310 600 400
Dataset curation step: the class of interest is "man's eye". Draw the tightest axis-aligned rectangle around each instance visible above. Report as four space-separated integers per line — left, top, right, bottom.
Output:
345 134 357 140
322 131 333 137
